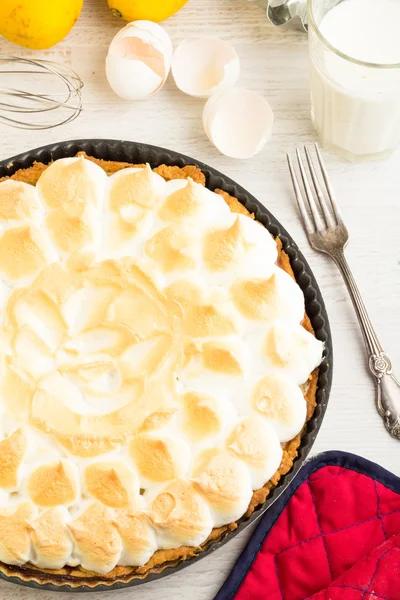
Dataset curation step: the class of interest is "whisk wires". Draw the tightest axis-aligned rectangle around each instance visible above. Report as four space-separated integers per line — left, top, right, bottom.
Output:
0 56 83 130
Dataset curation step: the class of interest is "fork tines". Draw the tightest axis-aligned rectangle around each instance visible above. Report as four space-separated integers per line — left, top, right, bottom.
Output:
287 144 343 234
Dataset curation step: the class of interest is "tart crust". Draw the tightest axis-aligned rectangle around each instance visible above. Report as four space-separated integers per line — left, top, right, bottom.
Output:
0 154 318 588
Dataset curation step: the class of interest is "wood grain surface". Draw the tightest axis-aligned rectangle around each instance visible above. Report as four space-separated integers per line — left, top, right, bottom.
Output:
0 1 399 598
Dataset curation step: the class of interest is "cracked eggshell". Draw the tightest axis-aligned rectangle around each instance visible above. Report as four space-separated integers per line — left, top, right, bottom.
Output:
106 20 173 101
203 88 274 159
171 38 240 98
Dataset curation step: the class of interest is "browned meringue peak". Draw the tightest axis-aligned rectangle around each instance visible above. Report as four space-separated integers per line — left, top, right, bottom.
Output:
114 509 157 567
46 208 93 254
159 178 205 223
0 360 33 420
0 428 27 489
69 502 122 574
226 415 283 489
191 448 252 525
264 323 324 385
27 460 78 507
182 391 223 442
145 225 196 273
108 164 162 212
253 374 290 420
0 180 41 222
130 432 190 482
0 225 54 281
183 303 238 338
84 462 138 508
201 340 243 375
252 373 307 443
30 507 73 569
10 288 66 352
37 156 105 217
149 479 213 548
0 503 36 565
230 275 278 322
203 216 248 272
140 408 177 432
230 268 304 323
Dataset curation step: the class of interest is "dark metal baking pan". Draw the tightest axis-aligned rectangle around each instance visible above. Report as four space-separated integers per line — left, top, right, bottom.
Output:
0 139 333 592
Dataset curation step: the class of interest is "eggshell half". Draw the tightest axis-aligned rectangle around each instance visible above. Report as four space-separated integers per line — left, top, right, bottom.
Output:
203 88 274 159
172 38 240 98
106 20 173 101
117 20 173 59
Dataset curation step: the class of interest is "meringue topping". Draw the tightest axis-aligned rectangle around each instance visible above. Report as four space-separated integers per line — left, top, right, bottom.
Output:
226 416 283 489
192 448 253 525
182 391 224 442
0 157 323 575
130 433 190 483
46 208 92 254
84 462 138 508
114 509 157 566
149 480 213 548
230 267 305 323
252 373 307 442
37 156 106 215
69 502 122 574
0 225 54 281
0 180 42 222
201 340 243 375
159 178 206 223
0 428 27 489
0 503 36 565
265 323 324 384
203 217 245 272
108 165 162 211
203 215 277 277
145 225 196 273
27 461 78 507
30 507 73 569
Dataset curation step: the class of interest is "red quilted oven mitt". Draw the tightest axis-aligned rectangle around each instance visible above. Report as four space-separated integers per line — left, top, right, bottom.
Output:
215 452 400 600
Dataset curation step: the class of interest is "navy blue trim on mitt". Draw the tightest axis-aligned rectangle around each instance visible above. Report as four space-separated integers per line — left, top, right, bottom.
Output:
214 450 400 600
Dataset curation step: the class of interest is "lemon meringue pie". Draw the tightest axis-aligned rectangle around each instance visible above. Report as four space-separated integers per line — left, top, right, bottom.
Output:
0 154 323 584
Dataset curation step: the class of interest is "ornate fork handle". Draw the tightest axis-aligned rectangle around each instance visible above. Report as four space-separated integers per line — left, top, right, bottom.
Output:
333 250 400 439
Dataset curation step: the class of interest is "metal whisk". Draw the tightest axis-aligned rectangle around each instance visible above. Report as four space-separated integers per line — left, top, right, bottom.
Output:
0 56 83 130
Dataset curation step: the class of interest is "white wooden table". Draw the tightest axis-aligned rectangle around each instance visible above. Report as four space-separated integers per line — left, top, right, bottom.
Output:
0 1 399 598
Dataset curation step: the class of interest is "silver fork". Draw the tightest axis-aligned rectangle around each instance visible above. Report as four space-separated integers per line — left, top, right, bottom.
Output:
287 144 400 440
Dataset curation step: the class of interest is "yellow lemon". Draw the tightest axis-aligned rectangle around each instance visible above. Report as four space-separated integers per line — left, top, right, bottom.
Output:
107 0 189 23
0 0 83 50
